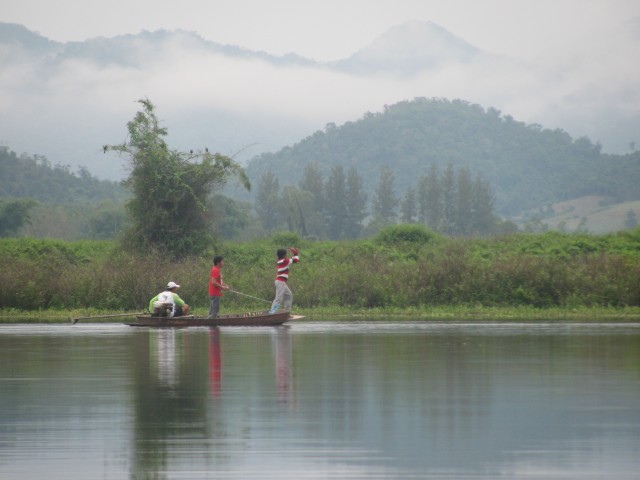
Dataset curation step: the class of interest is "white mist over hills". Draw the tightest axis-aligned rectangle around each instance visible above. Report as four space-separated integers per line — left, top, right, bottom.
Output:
0 19 639 181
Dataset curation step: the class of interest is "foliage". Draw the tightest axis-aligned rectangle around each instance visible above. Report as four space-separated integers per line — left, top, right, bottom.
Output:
245 98 640 217
371 166 399 226
1 229 639 312
0 146 127 204
0 146 130 240
105 98 250 258
0 198 36 237
374 224 439 246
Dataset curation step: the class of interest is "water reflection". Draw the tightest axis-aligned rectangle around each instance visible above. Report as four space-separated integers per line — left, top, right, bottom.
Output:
273 326 293 404
0 321 638 480
128 326 295 479
209 328 222 397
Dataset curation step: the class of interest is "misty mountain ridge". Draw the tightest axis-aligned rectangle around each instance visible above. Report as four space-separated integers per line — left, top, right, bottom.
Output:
0 20 480 74
1 19 639 184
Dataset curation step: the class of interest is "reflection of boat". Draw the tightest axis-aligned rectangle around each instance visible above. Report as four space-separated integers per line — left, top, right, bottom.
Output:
126 310 303 327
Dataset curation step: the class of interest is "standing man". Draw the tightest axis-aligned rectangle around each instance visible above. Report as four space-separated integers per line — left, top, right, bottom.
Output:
269 247 300 314
208 255 229 318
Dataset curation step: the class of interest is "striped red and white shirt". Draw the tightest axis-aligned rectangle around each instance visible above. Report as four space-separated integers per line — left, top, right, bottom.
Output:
275 254 299 282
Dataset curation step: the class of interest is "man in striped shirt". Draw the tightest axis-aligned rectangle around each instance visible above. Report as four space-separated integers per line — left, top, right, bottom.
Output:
269 247 300 313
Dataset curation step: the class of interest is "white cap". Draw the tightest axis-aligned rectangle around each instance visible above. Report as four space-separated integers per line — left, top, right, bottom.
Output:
167 281 180 289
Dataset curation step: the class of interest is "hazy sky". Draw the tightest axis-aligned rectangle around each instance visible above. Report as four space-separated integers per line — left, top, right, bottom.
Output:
3 0 640 61
2 0 640 179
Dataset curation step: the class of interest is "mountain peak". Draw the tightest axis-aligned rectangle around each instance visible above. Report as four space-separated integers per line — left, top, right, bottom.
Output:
335 20 482 75
0 22 59 53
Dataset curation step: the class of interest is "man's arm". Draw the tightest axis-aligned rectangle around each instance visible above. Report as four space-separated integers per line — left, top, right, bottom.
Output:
172 293 186 307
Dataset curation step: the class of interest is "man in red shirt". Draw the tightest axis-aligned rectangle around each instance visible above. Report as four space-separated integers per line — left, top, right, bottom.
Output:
269 247 300 314
208 255 229 318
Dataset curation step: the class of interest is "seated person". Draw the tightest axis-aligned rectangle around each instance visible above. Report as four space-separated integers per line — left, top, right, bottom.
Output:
148 281 190 317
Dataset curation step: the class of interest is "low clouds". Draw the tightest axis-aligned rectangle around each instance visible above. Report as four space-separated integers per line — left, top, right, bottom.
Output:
1 19 639 180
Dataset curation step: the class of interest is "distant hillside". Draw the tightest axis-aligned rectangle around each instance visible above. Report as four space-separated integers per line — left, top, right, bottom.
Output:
0 147 127 204
245 98 640 217
517 196 640 234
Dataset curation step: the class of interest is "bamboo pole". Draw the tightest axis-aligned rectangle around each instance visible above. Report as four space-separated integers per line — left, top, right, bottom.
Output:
70 312 147 324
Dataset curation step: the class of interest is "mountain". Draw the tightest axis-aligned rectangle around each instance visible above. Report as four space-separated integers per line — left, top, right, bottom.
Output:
333 21 483 75
0 20 639 185
0 146 126 204
244 98 640 218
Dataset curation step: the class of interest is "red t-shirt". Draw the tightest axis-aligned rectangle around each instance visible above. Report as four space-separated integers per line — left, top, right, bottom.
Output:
209 265 223 296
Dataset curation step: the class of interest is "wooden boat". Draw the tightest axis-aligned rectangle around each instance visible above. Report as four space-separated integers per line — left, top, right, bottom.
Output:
125 310 303 328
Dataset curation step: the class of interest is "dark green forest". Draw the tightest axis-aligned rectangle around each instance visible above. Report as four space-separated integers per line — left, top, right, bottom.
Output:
0 147 129 238
0 146 127 203
246 97 640 216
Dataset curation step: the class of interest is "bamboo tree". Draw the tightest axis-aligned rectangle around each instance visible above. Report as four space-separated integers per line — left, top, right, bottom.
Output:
104 98 249 258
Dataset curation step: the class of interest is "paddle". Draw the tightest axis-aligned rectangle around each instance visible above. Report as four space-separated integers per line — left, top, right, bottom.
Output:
228 289 272 304
70 312 147 324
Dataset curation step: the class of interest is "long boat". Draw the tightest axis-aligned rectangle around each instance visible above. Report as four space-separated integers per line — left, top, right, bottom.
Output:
125 310 302 328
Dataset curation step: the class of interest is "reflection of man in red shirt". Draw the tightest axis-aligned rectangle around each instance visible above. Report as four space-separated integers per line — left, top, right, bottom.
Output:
208 255 229 318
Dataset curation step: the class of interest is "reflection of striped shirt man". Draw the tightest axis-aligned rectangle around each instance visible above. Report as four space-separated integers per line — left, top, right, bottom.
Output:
276 255 299 282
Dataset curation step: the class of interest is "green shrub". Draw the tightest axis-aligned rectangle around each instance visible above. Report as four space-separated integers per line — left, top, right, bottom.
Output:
374 224 438 246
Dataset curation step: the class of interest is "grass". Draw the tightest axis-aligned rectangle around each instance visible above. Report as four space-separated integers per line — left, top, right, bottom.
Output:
2 305 639 324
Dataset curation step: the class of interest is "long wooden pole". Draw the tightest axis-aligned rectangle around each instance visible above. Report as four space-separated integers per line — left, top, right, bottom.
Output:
70 312 147 324
228 289 272 304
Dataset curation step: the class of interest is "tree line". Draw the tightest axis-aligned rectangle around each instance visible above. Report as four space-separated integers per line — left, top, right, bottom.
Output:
253 161 516 240
0 146 129 239
246 98 640 217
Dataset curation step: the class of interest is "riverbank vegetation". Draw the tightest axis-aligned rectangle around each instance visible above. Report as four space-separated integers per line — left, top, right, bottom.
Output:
1 225 639 318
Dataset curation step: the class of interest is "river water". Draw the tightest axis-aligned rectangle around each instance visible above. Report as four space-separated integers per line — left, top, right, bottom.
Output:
0 320 638 479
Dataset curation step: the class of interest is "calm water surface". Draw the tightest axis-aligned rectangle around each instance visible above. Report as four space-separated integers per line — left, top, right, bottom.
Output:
0 320 639 479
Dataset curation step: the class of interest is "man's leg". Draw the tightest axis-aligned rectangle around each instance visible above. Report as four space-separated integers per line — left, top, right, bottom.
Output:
209 296 220 318
270 281 285 313
282 284 293 311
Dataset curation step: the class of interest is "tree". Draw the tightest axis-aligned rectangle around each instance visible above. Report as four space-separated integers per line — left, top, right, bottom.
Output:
440 164 457 235
324 165 348 239
254 171 280 234
281 186 311 237
455 167 473 236
401 186 418 223
418 164 442 230
105 98 249 257
299 161 327 238
0 198 36 237
299 161 324 212
86 201 128 239
371 166 398 226
210 194 251 239
344 167 368 239
471 175 497 235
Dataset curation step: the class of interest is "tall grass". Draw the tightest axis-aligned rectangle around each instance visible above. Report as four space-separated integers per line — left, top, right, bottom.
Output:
1 227 639 313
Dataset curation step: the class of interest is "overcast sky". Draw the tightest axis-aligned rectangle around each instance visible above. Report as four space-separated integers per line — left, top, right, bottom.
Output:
2 0 640 179
3 0 640 61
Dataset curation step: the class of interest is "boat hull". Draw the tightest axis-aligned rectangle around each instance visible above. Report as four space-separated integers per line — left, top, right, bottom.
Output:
126 310 300 327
